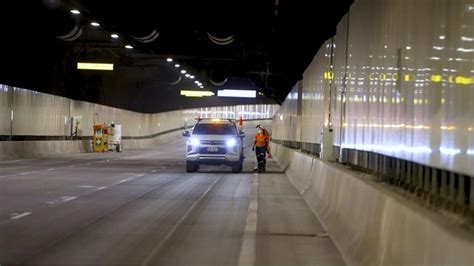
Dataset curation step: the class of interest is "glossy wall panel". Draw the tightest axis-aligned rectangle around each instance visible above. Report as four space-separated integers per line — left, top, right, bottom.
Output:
272 84 301 142
0 85 11 135
301 39 334 144
274 0 474 176
0 85 279 138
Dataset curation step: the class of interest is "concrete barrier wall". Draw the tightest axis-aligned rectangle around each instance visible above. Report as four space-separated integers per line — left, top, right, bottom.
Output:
0 85 279 160
271 142 474 266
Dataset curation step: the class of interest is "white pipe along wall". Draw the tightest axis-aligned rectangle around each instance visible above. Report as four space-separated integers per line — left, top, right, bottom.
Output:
271 0 474 265
0 85 278 160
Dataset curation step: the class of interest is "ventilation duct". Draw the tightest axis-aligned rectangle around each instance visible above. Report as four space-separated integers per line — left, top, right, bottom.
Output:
170 76 182 85
57 24 83 41
210 78 228 86
133 29 160 43
207 32 234 45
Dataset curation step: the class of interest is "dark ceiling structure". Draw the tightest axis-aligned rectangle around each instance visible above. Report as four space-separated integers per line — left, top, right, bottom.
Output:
0 0 352 113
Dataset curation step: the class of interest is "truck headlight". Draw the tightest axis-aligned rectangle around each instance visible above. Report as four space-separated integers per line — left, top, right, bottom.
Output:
190 138 200 146
226 138 237 147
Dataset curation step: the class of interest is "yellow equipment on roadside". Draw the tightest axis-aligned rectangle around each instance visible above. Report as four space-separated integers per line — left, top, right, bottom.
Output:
93 124 108 152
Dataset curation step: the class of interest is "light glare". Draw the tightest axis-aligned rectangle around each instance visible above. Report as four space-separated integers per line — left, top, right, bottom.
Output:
217 89 256 98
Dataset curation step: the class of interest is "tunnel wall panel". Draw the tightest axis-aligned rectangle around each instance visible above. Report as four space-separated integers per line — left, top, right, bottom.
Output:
273 0 474 176
0 85 279 159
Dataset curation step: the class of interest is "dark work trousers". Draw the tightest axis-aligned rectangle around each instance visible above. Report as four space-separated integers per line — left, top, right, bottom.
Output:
255 146 267 167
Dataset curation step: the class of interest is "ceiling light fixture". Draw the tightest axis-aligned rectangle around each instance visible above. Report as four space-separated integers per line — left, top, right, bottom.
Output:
185 74 190 77
190 75 195 79
181 70 187 74
166 58 173 62
90 22 100 27
70 9 80 14
111 34 119 39
125 45 133 49
174 64 180 68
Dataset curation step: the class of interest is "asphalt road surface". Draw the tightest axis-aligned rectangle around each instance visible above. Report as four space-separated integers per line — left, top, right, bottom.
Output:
0 125 345 266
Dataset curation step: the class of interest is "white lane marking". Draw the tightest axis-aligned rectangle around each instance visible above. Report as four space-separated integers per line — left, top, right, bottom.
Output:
119 178 131 183
141 175 223 266
61 196 77 202
96 186 107 190
152 170 157 173
136 174 145 177
48 168 55 171
19 171 35 175
78 185 96 188
10 212 32 220
68 165 76 168
46 201 55 204
238 173 259 266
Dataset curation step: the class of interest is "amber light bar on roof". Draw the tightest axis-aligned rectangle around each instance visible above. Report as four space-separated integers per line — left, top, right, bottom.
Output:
77 62 114 71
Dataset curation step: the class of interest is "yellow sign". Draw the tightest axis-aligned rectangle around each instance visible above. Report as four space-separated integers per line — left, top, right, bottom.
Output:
77 62 114 71
180 90 215 97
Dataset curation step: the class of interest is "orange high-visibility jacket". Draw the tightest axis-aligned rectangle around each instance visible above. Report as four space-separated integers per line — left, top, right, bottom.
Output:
254 133 269 147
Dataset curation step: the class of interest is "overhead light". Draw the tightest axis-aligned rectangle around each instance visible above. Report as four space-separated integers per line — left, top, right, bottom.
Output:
217 89 256 98
125 45 133 49
194 81 199 84
174 64 180 68
199 86 204 88
166 58 173 62
185 74 190 77
190 75 195 79
181 70 187 74
111 34 119 39
70 9 80 14
90 22 100 27
77 62 114 71
406 46 411 50
180 90 214 97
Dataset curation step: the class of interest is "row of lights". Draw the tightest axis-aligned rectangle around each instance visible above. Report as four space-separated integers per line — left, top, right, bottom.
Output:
166 58 204 88
70 9 134 50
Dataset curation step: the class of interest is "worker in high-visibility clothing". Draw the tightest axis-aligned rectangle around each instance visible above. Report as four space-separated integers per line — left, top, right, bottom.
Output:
252 125 269 173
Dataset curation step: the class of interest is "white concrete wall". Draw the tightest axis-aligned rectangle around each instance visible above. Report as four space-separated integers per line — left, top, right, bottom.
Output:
0 85 279 160
270 142 474 266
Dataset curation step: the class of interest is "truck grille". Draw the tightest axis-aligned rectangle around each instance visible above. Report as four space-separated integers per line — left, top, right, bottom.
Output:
200 140 226 145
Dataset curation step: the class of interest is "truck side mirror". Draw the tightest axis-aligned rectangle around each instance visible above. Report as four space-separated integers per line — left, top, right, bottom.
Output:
182 130 190 137
239 132 245 138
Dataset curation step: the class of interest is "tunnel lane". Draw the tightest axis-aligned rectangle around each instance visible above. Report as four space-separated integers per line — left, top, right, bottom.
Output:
0 125 344 266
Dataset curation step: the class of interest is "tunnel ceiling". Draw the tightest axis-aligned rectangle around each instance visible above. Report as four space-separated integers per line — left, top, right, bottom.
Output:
0 0 352 113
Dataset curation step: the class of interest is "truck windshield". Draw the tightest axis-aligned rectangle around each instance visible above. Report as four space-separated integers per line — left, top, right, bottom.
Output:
193 123 236 135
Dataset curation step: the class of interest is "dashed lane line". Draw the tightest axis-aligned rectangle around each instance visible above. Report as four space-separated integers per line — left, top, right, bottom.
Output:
141 174 223 266
10 212 32 220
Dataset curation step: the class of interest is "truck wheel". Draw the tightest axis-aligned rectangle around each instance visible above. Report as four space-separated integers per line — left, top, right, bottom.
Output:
231 162 243 173
186 162 197 173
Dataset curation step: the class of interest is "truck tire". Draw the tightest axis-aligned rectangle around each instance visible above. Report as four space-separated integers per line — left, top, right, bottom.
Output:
186 162 197 173
231 162 243 173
